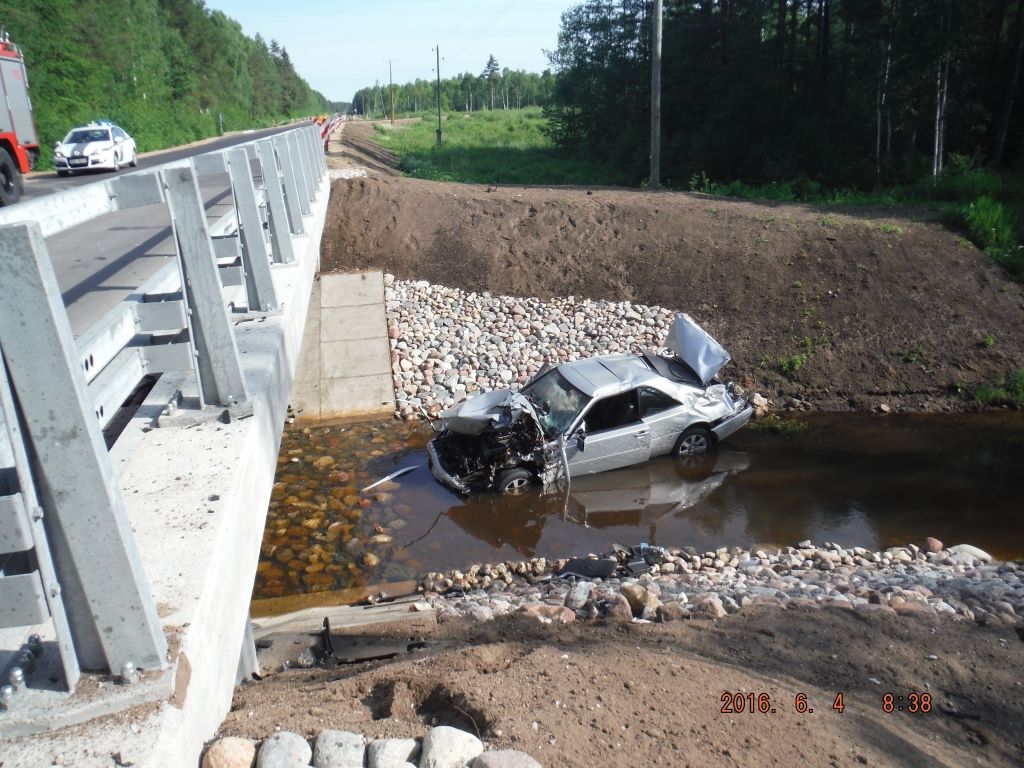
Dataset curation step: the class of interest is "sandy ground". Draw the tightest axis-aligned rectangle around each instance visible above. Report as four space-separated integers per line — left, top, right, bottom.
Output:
211 120 1024 767
220 607 1024 767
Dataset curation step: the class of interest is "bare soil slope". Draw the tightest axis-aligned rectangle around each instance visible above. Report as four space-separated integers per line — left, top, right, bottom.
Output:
221 609 1024 767
322 121 1024 411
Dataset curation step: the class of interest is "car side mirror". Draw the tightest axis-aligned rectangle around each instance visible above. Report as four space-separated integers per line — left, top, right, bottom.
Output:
574 423 587 451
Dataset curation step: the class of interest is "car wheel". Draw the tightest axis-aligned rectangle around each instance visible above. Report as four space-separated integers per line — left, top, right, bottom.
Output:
673 426 713 458
0 150 22 206
495 467 534 495
129 149 137 167
112 153 120 172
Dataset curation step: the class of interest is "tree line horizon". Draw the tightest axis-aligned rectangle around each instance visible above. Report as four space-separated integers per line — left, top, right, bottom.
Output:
351 0 1024 192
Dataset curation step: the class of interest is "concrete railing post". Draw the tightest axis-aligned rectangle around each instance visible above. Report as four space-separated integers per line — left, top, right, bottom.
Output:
226 148 279 312
256 140 296 265
275 134 307 231
284 132 313 218
161 164 249 408
291 130 316 205
0 222 167 673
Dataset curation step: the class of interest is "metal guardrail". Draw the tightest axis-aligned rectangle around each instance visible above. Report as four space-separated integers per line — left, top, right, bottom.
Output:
0 123 327 708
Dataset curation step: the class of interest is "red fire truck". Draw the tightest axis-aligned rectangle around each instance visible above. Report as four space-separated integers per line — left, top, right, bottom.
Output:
0 30 40 206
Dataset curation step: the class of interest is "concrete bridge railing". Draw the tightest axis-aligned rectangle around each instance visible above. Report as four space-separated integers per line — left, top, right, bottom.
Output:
0 123 330 764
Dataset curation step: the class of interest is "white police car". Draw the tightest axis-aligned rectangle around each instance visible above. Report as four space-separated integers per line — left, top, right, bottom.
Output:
53 121 137 176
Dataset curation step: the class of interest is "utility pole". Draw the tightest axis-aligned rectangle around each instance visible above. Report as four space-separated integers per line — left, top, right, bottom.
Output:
389 60 395 126
649 0 663 190
435 45 443 145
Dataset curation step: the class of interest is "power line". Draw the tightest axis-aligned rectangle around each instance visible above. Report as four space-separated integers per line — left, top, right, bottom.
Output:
448 0 518 62
441 0 485 45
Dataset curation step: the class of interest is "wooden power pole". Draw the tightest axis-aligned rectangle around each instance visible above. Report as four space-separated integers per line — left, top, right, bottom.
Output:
650 0 663 190
435 45 443 145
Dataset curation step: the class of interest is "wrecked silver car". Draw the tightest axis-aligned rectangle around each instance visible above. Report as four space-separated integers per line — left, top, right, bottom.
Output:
427 314 753 494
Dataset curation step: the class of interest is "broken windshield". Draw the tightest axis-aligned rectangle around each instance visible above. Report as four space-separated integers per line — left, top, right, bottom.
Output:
521 368 590 437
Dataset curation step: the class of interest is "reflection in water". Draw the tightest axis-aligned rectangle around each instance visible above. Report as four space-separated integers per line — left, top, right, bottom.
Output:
253 413 1024 601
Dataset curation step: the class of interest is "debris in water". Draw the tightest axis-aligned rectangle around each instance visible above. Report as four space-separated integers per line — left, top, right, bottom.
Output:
361 465 419 493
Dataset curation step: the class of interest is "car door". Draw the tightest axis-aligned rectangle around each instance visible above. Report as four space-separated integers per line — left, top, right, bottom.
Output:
112 127 126 162
564 389 651 477
638 386 688 456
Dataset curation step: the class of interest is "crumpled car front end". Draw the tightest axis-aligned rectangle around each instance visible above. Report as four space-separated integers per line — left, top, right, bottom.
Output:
427 390 562 494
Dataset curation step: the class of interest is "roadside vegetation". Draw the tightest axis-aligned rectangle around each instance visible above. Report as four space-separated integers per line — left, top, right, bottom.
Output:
371 108 628 186
972 370 1024 408
2 0 339 169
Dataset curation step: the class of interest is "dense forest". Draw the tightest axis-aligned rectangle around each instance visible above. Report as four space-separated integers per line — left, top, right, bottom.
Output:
351 61 556 119
546 0 1024 189
0 0 335 166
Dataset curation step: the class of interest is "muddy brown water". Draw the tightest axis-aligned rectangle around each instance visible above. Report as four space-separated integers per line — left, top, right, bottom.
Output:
253 413 1024 603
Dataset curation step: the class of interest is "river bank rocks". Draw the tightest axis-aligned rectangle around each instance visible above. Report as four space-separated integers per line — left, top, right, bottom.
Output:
414 540 1022 628
384 276 742 420
203 726 540 768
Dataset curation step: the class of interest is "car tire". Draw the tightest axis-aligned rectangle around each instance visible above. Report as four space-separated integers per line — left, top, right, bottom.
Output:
111 153 120 172
0 150 22 206
673 425 713 458
495 467 535 495
129 149 137 167
57 170 70 177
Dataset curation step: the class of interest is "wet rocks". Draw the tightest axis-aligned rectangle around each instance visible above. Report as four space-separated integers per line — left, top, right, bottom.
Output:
924 536 944 553
414 540 1021 632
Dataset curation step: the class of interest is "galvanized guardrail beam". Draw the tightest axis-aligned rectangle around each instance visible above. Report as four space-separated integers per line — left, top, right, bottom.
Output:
0 222 167 673
0 123 326 703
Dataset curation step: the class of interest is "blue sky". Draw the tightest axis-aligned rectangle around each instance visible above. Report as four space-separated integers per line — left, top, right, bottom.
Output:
203 0 580 103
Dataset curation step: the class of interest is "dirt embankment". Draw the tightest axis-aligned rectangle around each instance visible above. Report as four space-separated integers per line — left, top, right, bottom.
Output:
322 121 1024 412
221 609 1024 767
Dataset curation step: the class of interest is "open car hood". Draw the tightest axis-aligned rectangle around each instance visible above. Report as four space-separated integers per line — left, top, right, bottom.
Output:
437 389 544 436
667 313 731 386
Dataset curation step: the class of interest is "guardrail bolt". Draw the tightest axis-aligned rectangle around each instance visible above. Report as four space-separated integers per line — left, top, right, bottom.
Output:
0 685 14 710
9 667 25 691
119 661 136 685
17 649 35 673
27 634 42 654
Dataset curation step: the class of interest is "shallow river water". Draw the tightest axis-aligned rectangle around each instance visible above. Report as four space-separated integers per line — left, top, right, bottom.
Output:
253 412 1024 602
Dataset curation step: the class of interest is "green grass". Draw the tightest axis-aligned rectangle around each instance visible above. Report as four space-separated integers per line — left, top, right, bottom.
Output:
371 108 629 186
748 413 810 434
972 369 1024 408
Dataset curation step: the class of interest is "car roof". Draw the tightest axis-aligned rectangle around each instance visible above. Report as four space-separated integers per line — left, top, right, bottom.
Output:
557 354 662 398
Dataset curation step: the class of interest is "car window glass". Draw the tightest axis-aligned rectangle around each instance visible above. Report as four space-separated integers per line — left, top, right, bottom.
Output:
113 127 125 139
639 386 681 418
584 390 640 433
521 369 590 436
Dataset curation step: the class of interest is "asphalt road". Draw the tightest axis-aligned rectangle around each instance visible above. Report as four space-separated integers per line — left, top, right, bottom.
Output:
17 122 312 334
21 122 302 201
